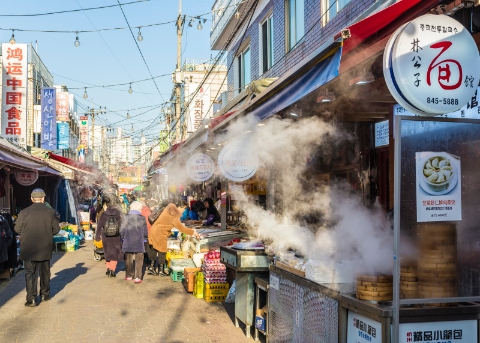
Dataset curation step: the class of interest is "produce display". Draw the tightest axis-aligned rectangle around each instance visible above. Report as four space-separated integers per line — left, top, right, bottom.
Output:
202 250 227 284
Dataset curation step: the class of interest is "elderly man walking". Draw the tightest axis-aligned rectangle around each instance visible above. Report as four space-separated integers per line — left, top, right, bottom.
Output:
15 188 60 307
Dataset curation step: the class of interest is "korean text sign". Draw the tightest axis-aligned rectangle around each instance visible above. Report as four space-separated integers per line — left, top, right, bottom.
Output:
57 122 70 150
384 14 480 116
41 87 57 150
1 44 28 148
416 152 461 222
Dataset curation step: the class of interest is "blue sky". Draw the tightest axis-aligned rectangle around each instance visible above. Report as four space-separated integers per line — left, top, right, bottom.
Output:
0 0 216 145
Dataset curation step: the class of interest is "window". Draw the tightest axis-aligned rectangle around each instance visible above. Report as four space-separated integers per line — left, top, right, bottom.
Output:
324 0 351 23
260 14 274 73
236 47 251 93
285 0 304 51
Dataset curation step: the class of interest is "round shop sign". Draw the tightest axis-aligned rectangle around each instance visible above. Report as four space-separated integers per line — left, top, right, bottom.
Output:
383 14 480 116
186 153 214 182
218 140 259 182
15 171 38 186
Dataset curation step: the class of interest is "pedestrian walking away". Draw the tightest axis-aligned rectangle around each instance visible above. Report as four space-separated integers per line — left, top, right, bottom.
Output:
121 201 148 283
95 194 123 277
14 188 60 307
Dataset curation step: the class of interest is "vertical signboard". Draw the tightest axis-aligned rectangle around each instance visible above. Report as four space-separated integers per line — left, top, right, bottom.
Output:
56 91 69 121
79 116 89 147
41 87 57 150
187 83 210 132
347 311 382 343
1 43 28 148
57 122 70 150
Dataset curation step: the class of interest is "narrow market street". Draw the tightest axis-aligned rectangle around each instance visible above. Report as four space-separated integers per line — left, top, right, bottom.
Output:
0 241 265 343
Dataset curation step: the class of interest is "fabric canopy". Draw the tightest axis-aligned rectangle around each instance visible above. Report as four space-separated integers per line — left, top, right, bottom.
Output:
48 152 95 174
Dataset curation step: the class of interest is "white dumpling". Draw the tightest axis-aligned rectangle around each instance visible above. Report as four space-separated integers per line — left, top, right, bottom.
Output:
427 172 438 182
436 173 445 183
441 170 451 179
424 169 434 176
432 158 439 168
439 159 450 168
425 161 432 169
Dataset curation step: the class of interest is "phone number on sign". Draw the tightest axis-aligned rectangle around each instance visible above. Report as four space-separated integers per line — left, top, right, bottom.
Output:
427 97 459 105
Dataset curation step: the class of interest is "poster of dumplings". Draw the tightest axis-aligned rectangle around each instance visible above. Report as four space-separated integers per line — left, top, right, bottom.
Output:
416 152 461 222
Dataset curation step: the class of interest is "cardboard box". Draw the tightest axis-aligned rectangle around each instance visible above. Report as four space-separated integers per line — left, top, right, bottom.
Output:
183 267 201 292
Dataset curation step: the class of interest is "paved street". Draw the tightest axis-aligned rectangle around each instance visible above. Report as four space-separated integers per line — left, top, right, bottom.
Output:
0 241 265 343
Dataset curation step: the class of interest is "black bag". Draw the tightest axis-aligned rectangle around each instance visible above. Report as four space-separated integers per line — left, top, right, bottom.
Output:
104 214 120 237
148 207 163 225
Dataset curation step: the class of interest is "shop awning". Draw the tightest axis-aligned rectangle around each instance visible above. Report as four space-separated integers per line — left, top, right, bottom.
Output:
211 43 342 132
341 0 441 67
0 139 62 176
47 152 95 174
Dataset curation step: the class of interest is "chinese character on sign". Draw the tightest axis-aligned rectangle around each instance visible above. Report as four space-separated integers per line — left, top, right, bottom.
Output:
5 107 22 120
6 47 23 61
6 62 23 75
6 92 22 105
427 41 462 90
6 77 22 90
411 38 423 53
467 90 478 109
6 122 21 135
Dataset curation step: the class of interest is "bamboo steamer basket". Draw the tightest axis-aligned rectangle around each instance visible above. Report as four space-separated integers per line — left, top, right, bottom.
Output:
399 257 418 298
416 223 457 300
355 275 392 301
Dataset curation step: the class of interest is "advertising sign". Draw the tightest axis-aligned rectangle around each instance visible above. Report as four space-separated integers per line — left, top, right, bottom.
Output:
78 146 85 163
186 153 214 182
384 14 480 116
1 43 28 148
416 151 461 222
347 311 382 343
33 105 42 134
56 91 69 121
79 116 88 147
41 87 57 150
57 122 70 150
374 120 389 147
15 171 38 186
218 139 259 182
186 83 210 133
399 319 477 342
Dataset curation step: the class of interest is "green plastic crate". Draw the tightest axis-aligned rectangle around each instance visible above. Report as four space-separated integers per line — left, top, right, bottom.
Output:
170 270 184 282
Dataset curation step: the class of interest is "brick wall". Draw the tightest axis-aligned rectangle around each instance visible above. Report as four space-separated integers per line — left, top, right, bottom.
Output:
225 0 376 101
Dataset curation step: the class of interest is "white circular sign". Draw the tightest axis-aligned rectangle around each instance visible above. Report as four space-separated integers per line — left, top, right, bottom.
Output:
218 140 259 182
186 153 214 182
384 14 480 116
15 171 38 186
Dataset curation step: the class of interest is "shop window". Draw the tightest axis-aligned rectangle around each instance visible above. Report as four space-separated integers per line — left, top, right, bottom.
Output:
260 14 274 74
285 0 305 52
235 47 251 94
323 0 351 24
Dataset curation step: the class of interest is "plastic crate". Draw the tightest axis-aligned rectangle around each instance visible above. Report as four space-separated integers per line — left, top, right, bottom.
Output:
170 270 184 282
193 272 204 299
203 283 229 302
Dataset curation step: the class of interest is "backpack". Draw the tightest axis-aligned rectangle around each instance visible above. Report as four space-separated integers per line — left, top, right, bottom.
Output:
104 214 120 237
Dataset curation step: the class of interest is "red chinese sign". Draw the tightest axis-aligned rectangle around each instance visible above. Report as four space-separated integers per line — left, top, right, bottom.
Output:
1 44 28 147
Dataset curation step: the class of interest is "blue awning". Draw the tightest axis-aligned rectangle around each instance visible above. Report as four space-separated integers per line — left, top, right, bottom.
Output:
250 47 342 121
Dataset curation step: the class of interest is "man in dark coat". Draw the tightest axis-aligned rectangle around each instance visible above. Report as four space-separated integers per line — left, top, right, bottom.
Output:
15 188 60 307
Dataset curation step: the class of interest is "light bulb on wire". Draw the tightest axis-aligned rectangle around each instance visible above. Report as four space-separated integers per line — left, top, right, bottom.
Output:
197 20 203 30
128 83 133 94
9 30 15 44
126 111 130 119
74 32 80 47
83 87 88 99
137 27 143 42
131 125 134 132
235 11 240 19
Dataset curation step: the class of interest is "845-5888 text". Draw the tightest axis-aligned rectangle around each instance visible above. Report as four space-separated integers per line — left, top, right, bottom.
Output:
427 97 459 105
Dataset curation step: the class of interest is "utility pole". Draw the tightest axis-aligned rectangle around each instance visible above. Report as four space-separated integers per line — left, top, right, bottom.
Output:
174 0 183 144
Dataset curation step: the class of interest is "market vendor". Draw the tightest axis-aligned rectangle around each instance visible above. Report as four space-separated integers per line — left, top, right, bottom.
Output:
203 198 220 226
149 201 201 276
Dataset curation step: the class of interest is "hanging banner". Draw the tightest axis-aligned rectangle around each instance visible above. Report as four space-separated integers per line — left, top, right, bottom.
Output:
399 319 476 342
79 116 88 148
1 43 28 148
218 139 259 182
15 171 39 186
78 146 85 163
384 14 480 116
186 153 214 182
56 91 69 121
41 87 57 150
416 151 461 222
186 83 210 133
57 122 70 150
